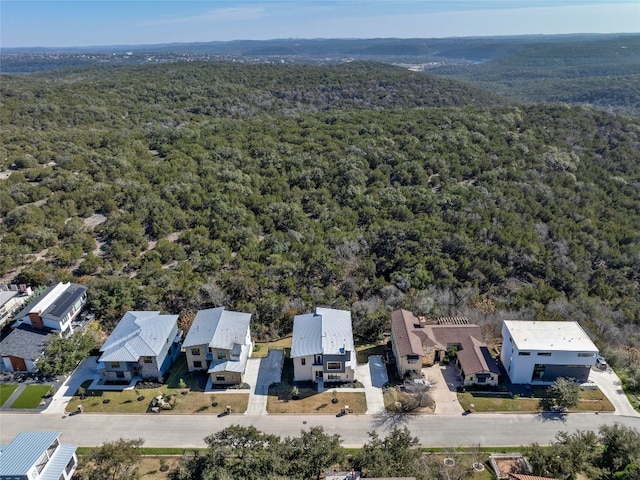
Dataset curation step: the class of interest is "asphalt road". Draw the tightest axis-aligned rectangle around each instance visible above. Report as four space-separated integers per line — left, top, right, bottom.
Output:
1 411 639 448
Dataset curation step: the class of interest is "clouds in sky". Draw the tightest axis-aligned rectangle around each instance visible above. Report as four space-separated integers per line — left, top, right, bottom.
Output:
2 1 638 48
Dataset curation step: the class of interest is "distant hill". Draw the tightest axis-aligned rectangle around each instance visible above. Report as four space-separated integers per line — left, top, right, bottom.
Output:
2 34 638 115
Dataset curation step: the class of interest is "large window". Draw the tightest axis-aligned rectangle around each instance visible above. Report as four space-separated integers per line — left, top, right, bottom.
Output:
191 348 201 356
109 362 120 368
327 361 341 371
327 373 341 380
65 456 76 474
217 352 226 360
142 356 153 363
532 364 546 381
193 361 202 368
216 375 225 382
407 354 419 364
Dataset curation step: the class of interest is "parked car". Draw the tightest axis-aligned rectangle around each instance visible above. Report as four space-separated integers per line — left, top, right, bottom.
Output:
596 355 608 369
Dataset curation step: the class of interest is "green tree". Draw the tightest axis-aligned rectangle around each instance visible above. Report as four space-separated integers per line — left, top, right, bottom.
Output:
37 330 97 376
82 437 143 480
355 427 421 478
546 377 580 410
598 424 640 479
282 427 343 480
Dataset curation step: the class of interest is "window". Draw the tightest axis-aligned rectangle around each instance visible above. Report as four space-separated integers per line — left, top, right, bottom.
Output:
193 361 202 368
301 358 306 366
217 352 226 360
142 356 153 363
314 354 322 365
190 348 200 356
109 362 120 368
65 456 76 474
328 373 341 380
518 352 531 356
537 352 552 356
578 352 595 357
216 375 225 382
407 354 419 364
532 364 546 381
477 376 487 383
327 361 341 370
116 371 125 379
35 452 49 474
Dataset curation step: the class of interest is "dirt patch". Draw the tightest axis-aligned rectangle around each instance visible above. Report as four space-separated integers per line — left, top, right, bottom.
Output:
489 454 532 479
83 213 107 229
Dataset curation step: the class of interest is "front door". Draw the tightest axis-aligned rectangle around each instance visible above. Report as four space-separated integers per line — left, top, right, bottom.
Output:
315 370 323 381
10 356 27 372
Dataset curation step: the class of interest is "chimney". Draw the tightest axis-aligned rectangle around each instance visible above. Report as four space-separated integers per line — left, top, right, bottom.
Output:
419 316 426 326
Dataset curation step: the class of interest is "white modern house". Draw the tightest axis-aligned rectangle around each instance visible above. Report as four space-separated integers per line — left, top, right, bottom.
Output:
12 282 87 337
182 307 253 385
0 431 77 480
500 320 599 384
97 311 181 386
290 307 356 384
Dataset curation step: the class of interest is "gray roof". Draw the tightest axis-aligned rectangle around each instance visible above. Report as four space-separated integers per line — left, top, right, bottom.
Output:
207 342 251 374
0 290 19 308
0 324 52 360
98 311 178 363
290 307 353 358
0 431 76 477
183 307 251 350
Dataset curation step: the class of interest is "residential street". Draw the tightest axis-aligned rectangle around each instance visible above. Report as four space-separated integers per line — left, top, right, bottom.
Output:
2 353 638 449
1 410 639 448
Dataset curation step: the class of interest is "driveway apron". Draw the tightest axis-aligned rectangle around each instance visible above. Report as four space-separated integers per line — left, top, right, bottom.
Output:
423 363 465 415
245 350 284 415
356 355 387 415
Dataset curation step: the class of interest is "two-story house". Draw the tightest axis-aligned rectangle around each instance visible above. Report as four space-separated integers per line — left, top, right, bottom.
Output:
0 431 77 480
182 307 253 386
97 311 181 387
290 307 356 384
500 320 598 384
13 282 87 337
0 283 86 372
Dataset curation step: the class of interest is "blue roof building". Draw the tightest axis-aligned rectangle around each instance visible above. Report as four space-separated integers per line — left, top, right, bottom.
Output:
0 431 77 480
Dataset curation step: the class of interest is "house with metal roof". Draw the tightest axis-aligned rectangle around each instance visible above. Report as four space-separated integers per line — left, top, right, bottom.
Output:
0 431 77 480
500 320 598 384
96 311 181 387
391 309 500 386
291 307 355 384
0 284 32 329
13 282 87 337
182 307 253 386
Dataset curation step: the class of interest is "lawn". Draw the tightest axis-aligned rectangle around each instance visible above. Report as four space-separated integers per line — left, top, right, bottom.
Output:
267 385 367 414
0 384 18 407
10 384 52 409
457 387 615 413
355 343 386 364
72 383 249 414
252 337 291 358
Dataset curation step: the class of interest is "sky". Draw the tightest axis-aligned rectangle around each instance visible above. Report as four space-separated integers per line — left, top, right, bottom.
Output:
1 0 639 48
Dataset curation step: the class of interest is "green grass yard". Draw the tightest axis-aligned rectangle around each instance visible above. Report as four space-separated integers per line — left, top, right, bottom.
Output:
458 388 615 413
10 385 52 409
252 338 292 358
72 380 248 414
0 384 18 407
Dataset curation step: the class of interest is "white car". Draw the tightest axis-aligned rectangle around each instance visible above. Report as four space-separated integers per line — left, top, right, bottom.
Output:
595 355 608 369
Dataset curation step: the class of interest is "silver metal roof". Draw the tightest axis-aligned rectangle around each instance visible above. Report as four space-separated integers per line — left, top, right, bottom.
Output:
40 444 77 480
290 307 353 358
0 431 69 476
98 311 178 362
207 342 250 374
183 307 251 350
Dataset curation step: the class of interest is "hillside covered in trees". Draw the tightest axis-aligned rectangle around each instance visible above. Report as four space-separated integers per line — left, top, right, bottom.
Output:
1 62 639 382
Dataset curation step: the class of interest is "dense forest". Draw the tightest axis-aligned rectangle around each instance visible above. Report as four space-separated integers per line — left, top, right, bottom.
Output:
1 61 639 387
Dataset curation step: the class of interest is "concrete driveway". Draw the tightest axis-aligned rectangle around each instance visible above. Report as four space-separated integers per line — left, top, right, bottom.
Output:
244 350 284 415
422 363 465 415
588 366 639 417
355 355 387 414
